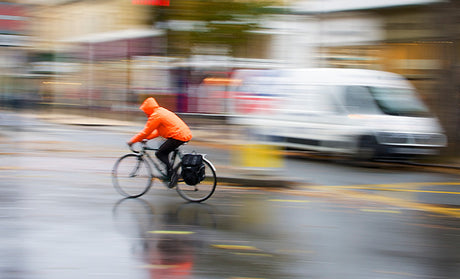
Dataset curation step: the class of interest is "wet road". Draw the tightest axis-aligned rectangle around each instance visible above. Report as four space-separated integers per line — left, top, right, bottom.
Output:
1 111 459 279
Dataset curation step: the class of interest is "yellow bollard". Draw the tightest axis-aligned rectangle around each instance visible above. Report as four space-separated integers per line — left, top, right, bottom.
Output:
233 143 283 169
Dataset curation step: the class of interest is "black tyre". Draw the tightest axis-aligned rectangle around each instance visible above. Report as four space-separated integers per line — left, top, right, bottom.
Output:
112 154 153 198
354 136 379 161
175 158 217 202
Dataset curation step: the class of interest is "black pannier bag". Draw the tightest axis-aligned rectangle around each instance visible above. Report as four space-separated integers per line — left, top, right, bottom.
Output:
181 153 205 185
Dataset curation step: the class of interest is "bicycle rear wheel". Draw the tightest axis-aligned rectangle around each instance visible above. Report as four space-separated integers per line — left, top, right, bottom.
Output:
175 158 217 202
112 154 153 198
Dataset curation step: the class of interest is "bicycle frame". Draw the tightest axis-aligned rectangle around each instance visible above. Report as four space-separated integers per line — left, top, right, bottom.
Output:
114 140 218 202
130 140 217 178
130 142 183 179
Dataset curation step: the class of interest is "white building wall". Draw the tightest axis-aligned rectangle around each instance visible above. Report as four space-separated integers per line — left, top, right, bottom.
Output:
260 15 320 67
264 13 383 67
263 0 443 68
292 0 445 13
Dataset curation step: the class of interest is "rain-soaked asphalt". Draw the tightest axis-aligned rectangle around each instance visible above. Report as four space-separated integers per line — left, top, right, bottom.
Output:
1 111 459 279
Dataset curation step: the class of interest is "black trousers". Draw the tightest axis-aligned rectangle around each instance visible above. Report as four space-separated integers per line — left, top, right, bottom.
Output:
155 138 186 171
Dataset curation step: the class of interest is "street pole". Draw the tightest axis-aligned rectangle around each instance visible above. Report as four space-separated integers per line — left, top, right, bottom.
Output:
436 1 460 157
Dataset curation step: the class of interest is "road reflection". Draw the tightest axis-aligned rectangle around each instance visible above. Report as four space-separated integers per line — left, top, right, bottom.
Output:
111 195 297 279
112 198 217 278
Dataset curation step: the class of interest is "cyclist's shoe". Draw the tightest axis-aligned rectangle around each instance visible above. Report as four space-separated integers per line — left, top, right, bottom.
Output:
166 167 173 179
168 171 178 188
160 167 172 182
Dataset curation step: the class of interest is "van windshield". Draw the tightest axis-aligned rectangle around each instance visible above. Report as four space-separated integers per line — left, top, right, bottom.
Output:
369 87 431 117
345 86 431 117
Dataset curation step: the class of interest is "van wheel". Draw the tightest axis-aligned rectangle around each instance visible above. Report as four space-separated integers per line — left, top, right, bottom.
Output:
354 136 378 161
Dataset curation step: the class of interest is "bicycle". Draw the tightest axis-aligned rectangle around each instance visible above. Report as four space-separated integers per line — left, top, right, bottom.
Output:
112 140 217 202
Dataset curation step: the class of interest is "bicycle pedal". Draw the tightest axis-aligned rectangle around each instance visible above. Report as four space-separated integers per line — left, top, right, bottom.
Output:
168 174 178 188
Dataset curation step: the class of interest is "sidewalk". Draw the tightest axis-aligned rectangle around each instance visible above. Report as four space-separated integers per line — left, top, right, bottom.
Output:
29 111 300 188
30 111 460 182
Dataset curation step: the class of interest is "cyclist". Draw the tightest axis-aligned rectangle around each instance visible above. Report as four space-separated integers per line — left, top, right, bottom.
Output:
127 97 192 179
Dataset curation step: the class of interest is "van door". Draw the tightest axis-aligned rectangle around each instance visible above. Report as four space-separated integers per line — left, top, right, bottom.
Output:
280 84 352 152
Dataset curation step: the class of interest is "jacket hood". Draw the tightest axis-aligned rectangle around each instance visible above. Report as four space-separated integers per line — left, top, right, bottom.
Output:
140 97 159 115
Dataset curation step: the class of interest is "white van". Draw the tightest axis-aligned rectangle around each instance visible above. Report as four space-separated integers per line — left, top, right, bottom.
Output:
227 68 447 160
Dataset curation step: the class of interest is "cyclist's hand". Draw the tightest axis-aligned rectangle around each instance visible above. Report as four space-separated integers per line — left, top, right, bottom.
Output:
127 141 137 152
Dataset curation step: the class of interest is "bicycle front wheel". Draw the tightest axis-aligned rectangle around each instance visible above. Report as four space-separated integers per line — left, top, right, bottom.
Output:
112 154 153 198
175 158 217 202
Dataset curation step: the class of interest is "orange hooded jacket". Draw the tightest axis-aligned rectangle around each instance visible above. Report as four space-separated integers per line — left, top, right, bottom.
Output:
129 97 192 143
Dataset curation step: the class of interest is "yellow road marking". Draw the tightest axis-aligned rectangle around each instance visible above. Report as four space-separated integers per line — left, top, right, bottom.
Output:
305 182 460 196
409 222 460 230
268 199 311 203
148 230 195 235
344 187 460 195
306 181 460 190
282 182 460 217
212 244 261 251
360 209 401 214
338 189 460 218
231 252 273 257
0 166 24 170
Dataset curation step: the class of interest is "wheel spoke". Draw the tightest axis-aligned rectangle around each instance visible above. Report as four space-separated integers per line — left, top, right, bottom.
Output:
175 159 217 202
112 154 153 198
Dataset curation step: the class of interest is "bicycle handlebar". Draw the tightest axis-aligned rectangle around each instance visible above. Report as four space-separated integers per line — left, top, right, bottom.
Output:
128 140 160 153
128 142 139 153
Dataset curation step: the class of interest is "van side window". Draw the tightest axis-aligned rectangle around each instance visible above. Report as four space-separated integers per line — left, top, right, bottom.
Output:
345 86 381 114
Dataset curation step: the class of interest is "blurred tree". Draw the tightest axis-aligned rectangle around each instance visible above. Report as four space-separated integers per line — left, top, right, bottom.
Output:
151 0 278 56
